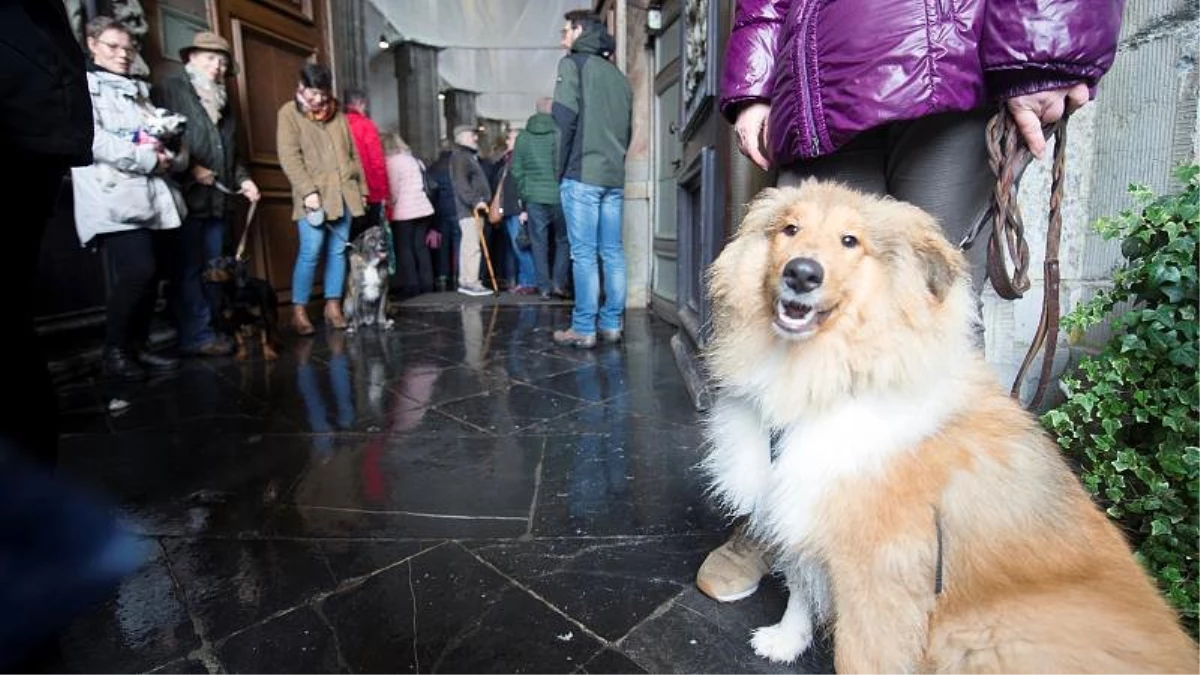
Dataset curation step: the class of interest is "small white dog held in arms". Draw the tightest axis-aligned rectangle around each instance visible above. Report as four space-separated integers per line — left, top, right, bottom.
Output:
699 181 1197 673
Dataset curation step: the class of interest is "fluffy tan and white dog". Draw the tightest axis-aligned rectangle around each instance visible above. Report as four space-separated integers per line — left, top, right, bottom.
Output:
699 181 1197 673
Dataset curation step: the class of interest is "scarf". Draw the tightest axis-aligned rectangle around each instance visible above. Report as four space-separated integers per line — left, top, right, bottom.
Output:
296 89 337 123
185 63 227 124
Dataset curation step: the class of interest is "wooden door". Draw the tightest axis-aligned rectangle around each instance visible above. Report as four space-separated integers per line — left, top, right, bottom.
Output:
217 0 332 302
650 8 682 323
669 0 727 411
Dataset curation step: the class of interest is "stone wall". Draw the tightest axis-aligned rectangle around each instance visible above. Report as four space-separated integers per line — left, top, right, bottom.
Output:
983 0 1199 403
621 1 653 308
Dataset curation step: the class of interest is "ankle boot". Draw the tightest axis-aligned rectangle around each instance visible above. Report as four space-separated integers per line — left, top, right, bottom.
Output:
324 300 347 330
103 347 147 381
292 304 315 336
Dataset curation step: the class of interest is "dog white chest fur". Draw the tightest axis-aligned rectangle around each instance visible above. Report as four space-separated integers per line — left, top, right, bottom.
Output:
706 364 963 551
361 261 383 302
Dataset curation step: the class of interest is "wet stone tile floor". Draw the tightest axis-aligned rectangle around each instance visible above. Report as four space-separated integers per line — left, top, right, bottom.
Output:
54 304 835 673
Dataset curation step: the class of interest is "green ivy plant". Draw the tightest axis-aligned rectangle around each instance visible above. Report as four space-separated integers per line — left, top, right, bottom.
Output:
1042 164 1199 637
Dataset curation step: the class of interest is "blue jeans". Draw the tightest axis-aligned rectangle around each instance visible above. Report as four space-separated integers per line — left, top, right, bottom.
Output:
526 202 570 294
296 351 354 459
560 178 626 335
292 204 351 304
503 215 537 288
175 215 226 349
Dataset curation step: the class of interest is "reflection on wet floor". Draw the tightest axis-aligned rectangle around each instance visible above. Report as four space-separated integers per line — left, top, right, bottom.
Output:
54 305 833 673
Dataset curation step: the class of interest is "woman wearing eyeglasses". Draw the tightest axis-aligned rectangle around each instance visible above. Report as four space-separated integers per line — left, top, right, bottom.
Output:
72 15 188 381
276 63 367 336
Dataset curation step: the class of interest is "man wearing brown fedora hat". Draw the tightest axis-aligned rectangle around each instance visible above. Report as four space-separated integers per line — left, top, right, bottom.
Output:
153 31 260 357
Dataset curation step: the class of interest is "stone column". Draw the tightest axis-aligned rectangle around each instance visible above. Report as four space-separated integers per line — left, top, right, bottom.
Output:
443 89 479 141
394 41 442 163
330 0 368 93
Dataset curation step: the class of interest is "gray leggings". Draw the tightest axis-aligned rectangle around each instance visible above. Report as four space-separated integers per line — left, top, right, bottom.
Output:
777 108 994 292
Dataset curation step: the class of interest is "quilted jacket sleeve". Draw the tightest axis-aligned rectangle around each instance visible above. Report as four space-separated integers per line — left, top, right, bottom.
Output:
980 0 1125 100
719 0 793 123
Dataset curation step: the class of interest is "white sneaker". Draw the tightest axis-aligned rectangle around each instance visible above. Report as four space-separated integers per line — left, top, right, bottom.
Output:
457 283 492 297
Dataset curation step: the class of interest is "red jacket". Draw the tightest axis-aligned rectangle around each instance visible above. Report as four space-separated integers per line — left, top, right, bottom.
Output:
345 109 388 205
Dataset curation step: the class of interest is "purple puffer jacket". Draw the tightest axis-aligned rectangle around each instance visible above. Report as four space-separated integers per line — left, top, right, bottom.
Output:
720 0 1124 166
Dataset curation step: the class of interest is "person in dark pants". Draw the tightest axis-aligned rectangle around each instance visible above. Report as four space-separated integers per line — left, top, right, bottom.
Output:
696 0 1124 605
72 16 187 381
0 0 93 468
344 88 389 241
427 146 457 290
382 130 437 298
0 5 147 670
512 97 571 300
488 130 536 294
153 32 260 357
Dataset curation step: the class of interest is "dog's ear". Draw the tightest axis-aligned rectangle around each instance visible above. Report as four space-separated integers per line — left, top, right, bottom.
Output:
736 188 783 237
913 230 965 302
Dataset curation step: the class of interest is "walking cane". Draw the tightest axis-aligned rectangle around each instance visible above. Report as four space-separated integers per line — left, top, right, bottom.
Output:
473 205 499 293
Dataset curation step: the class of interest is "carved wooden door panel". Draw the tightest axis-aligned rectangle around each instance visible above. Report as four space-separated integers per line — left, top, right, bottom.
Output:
670 0 725 411
217 0 331 301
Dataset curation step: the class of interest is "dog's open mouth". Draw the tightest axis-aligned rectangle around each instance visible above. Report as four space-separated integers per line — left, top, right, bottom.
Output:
774 299 832 337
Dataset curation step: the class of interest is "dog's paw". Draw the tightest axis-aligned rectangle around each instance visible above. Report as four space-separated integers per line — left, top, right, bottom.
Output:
750 622 812 664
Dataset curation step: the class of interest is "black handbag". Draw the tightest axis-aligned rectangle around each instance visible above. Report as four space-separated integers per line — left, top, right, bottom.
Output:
516 218 532 250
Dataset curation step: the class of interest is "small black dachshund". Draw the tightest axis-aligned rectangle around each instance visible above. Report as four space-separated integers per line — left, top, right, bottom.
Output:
204 256 281 361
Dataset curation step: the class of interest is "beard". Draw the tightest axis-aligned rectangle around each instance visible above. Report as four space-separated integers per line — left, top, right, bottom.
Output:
185 62 227 123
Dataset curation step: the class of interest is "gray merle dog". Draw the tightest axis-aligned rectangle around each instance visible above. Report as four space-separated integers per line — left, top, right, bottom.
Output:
343 225 395 333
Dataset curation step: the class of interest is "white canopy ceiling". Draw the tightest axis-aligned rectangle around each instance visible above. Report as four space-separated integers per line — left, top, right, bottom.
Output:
366 0 583 122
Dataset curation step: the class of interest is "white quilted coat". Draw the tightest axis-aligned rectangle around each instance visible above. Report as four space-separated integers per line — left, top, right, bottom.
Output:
71 70 185 246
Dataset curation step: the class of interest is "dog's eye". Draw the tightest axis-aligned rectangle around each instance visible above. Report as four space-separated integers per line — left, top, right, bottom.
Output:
841 234 859 248
782 224 799 237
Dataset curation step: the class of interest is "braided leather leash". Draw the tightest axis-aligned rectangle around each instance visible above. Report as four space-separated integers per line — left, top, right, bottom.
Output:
980 108 1069 409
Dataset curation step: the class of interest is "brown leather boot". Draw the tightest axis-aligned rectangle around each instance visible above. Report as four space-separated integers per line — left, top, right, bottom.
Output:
291 304 315 336
324 299 347 330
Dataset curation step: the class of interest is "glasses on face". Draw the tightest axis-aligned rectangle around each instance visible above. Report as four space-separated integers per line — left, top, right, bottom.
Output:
97 40 136 56
300 87 329 101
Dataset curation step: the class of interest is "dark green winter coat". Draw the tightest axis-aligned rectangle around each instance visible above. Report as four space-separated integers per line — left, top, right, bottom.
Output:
552 23 631 188
511 112 560 205
153 70 251 219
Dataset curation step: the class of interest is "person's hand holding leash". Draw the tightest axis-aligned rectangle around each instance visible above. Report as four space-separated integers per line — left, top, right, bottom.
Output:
734 102 772 171
303 192 321 211
1006 83 1089 159
239 179 261 203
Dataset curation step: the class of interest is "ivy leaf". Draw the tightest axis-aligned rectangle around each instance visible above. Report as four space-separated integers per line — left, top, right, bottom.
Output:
1043 164 1198 638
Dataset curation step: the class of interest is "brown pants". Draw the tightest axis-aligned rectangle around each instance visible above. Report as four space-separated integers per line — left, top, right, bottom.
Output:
778 108 994 292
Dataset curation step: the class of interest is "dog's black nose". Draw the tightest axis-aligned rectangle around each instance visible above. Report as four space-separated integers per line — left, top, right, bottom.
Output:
783 257 824 293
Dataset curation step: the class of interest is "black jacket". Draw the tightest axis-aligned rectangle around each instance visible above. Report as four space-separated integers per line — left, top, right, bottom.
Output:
153 70 251 219
448 144 492 219
0 0 93 165
487 152 522 218
428 150 456 232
